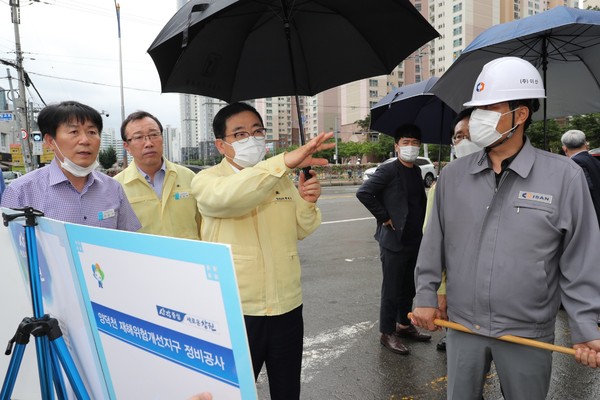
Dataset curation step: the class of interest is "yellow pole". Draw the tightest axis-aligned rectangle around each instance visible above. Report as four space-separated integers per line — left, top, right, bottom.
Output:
408 313 576 356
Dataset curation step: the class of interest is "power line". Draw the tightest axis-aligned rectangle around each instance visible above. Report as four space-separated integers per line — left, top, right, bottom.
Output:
28 71 160 93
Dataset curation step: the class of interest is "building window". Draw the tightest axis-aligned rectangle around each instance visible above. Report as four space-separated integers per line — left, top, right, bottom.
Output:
369 79 378 87
453 26 462 35
453 38 463 47
370 101 379 108
453 3 462 12
453 15 462 24
369 90 379 98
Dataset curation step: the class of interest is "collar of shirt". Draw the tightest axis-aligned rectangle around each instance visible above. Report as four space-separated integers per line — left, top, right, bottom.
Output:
470 136 535 180
227 162 241 173
137 160 166 198
569 149 588 158
49 158 98 193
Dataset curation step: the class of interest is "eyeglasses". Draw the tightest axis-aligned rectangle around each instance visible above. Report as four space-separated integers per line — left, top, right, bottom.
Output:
224 127 267 143
126 132 162 144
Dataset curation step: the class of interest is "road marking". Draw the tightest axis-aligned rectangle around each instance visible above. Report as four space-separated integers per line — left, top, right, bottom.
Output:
319 194 356 200
321 216 374 225
256 321 377 385
301 321 376 382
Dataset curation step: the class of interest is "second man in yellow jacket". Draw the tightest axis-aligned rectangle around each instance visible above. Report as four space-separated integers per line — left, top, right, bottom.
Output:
115 111 201 240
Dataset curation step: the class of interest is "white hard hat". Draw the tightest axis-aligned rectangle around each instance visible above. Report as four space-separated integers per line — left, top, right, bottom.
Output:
463 57 546 107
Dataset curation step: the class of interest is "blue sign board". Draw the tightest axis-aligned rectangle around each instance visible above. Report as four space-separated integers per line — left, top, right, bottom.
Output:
0 113 13 121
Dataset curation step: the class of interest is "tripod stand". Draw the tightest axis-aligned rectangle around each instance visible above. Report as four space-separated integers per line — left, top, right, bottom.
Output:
1 207 90 400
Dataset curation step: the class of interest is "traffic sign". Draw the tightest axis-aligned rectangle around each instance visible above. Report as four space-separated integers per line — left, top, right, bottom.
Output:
32 131 43 142
32 142 43 156
20 129 28 140
0 112 13 121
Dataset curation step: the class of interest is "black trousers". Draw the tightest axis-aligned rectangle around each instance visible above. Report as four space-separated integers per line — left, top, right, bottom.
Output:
379 244 419 334
244 305 304 400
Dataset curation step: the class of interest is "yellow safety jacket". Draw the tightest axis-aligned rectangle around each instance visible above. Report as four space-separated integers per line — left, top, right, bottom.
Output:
115 159 201 240
191 155 321 316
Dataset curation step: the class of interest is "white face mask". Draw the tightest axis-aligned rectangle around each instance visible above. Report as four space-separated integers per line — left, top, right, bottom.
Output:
224 137 266 168
469 108 518 148
398 145 420 163
53 140 99 177
454 139 482 158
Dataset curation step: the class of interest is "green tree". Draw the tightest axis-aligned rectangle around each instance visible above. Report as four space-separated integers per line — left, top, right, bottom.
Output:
567 113 600 149
355 114 371 131
99 146 117 169
312 139 337 161
425 144 452 164
371 133 395 161
338 141 361 163
526 119 563 153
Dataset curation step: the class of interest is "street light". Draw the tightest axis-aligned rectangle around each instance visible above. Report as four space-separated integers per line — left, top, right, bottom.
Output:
113 1 127 167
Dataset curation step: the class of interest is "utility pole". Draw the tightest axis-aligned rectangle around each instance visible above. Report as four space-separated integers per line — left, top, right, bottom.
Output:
9 0 34 171
114 1 128 167
334 116 339 164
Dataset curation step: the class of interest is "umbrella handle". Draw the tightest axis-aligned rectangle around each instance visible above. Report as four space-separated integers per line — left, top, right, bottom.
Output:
407 313 576 356
302 167 313 180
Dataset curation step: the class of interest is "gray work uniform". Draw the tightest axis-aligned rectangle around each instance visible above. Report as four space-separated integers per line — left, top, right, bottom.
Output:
414 138 600 398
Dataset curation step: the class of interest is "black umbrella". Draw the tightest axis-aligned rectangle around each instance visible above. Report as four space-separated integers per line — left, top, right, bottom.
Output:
148 0 439 147
370 77 456 145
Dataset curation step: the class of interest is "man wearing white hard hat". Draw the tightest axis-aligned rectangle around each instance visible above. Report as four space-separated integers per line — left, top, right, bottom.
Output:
412 56 600 399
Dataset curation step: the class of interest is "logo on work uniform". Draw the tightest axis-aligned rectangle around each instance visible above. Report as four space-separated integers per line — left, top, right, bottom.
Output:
476 82 485 92
518 191 553 205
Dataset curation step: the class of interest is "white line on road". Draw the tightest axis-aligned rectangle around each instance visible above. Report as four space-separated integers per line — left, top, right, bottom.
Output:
301 321 376 383
321 216 374 225
256 321 377 385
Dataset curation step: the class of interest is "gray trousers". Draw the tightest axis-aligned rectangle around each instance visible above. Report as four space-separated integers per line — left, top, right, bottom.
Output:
446 328 553 400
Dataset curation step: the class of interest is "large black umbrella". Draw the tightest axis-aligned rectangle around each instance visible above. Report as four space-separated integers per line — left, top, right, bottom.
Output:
370 77 456 145
430 6 600 149
148 0 439 146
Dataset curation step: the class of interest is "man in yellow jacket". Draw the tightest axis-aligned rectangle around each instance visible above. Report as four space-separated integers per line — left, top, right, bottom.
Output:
115 111 201 240
191 102 334 400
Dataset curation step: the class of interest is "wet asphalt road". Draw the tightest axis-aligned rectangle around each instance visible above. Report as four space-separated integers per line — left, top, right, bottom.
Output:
255 185 600 400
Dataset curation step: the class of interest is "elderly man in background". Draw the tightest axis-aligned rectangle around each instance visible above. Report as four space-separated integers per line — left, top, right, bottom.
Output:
561 129 600 227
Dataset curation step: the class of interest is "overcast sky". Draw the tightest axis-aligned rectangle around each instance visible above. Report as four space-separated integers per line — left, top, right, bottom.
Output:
0 0 182 134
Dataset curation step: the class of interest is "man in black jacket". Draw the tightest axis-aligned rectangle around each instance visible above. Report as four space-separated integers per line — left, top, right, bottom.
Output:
356 124 431 355
561 129 600 227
